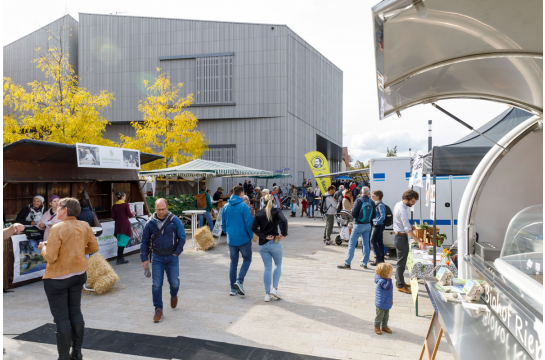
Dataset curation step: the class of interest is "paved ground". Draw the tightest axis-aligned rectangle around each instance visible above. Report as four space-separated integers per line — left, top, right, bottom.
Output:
3 212 454 360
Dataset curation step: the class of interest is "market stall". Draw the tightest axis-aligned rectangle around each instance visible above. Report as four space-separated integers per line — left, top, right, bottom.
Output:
3 139 163 290
370 0 542 359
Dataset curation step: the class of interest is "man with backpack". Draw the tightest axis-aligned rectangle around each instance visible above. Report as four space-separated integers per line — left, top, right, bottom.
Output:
221 185 254 297
337 187 374 269
141 198 186 323
194 185 213 230
321 185 337 245
369 190 390 266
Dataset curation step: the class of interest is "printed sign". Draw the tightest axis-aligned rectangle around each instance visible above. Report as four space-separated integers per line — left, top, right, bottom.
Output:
12 235 47 283
95 216 148 259
409 156 424 188
76 143 140 169
425 175 431 206
304 151 331 196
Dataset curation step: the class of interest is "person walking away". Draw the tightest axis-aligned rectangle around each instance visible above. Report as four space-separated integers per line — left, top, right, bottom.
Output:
393 190 426 294
38 195 61 243
111 192 135 265
260 189 270 210
140 198 186 322
15 195 45 226
221 186 254 296
77 199 98 228
306 187 316 218
322 185 337 245
337 187 374 269
374 263 394 335
289 184 299 217
252 194 288 302
314 186 321 215
38 198 99 360
342 189 353 211
302 179 307 198
194 185 213 230
243 180 249 195
334 186 344 203
370 190 387 266
301 197 309 217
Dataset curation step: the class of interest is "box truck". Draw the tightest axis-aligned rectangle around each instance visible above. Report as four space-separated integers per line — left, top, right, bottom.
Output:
368 157 470 249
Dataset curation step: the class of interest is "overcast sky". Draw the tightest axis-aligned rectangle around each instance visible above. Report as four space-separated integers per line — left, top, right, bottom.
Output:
3 0 510 163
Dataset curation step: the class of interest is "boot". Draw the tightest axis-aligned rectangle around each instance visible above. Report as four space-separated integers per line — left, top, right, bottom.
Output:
70 323 84 360
116 246 129 265
56 331 72 360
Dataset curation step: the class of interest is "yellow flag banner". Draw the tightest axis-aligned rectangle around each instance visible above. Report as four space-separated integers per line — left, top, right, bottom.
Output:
304 151 331 196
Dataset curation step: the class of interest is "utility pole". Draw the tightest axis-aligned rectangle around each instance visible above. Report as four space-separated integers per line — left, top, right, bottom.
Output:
428 120 433 152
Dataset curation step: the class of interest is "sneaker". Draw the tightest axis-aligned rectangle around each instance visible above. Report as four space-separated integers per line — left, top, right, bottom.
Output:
374 326 382 335
337 263 351 269
234 281 245 296
270 288 281 299
230 289 238 296
381 327 393 334
360 264 368 269
397 287 411 294
153 308 164 323
264 294 271 302
171 296 178 309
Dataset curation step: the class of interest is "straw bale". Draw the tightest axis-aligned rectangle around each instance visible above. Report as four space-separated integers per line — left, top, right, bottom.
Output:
85 254 119 294
194 226 215 251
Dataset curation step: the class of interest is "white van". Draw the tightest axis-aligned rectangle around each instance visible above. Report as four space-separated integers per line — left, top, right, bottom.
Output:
368 157 470 249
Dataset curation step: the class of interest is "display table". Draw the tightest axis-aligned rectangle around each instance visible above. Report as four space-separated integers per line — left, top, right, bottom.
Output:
182 210 206 248
424 277 531 360
408 247 458 279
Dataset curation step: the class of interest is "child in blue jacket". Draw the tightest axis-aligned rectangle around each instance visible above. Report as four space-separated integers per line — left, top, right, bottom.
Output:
374 263 394 335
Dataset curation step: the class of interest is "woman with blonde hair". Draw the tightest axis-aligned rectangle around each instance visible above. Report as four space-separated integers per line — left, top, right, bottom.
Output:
251 193 288 302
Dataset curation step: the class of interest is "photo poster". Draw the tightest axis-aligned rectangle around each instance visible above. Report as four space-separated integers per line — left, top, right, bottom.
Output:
409 156 424 188
76 143 140 170
95 216 148 259
212 207 223 238
430 184 436 203
12 235 47 283
430 199 435 221
425 175 431 207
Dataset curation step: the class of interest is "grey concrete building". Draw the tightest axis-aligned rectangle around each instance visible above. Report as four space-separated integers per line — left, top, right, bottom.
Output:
4 14 343 188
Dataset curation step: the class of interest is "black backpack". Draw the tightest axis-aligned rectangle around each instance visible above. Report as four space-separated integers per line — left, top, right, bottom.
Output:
319 195 331 215
383 204 393 227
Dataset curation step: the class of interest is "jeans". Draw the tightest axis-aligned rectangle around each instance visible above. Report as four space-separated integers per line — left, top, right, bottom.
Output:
324 214 335 240
308 201 315 216
313 199 320 213
229 241 253 290
259 241 283 294
198 211 214 230
152 254 180 310
43 273 87 334
371 225 386 264
345 223 372 266
374 308 390 328
394 234 409 288
302 188 307 198
290 203 297 213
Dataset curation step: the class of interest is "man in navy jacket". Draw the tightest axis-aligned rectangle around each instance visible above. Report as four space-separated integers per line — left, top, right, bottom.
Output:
221 185 254 296
141 198 186 323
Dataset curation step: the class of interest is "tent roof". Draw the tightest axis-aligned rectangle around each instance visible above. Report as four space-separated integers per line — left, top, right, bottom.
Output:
252 173 292 179
315 168 370 178
371 0 543 119
333 176 353 180
139 159 273 178
422 107 534 175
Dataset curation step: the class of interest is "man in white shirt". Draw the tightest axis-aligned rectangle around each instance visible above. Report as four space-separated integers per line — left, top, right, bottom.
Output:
393 189 426 294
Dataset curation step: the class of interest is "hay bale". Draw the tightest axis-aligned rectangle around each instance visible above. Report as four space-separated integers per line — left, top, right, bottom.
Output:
85 254 119 294
194 226 215 251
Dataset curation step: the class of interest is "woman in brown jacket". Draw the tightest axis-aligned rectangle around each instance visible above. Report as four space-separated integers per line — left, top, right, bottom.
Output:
38 197 99 360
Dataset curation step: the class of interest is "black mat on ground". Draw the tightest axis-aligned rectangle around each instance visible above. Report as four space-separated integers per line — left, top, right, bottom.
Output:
15 323 331 359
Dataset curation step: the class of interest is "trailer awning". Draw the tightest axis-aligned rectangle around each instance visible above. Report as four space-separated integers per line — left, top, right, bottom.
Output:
422 107 534 175
139 159 273 178
252 173 292 179
315 168 370 178
371 0 543 119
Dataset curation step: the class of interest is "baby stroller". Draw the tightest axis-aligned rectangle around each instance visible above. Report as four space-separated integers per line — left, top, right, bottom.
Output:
334 210 353 246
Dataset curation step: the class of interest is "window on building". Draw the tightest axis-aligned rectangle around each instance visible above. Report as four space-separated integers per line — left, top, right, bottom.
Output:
202 145 235 164
196 55 233 105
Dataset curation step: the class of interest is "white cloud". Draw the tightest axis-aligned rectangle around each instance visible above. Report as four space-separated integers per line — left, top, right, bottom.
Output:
350 131 427 163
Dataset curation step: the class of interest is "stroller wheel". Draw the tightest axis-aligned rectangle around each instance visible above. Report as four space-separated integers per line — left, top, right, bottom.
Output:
335 235 342 246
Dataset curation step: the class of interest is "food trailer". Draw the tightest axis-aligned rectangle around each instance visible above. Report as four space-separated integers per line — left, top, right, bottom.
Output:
370 0 542 359
3 139 163 290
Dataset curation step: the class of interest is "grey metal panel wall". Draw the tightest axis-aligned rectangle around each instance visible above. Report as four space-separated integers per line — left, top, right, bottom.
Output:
78 14 286 123
3 15 78 115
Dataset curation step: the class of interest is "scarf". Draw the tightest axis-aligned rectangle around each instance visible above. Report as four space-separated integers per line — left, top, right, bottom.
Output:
153 211 173 229
115 200 125 205
343 195 352 203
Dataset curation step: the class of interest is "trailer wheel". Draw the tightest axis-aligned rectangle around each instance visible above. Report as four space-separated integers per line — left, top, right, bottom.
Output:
335 235 342 246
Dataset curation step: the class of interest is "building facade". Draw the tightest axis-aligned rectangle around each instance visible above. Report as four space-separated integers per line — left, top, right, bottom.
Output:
4 14 343 188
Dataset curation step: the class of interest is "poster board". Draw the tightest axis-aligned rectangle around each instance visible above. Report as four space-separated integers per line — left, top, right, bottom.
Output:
95 216 148 259
212 208 223 238
419 311 443 360
76 143 140 170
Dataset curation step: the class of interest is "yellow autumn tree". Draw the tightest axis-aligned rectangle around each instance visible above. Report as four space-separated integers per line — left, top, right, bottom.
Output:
121 69 209 170
3 33 115 145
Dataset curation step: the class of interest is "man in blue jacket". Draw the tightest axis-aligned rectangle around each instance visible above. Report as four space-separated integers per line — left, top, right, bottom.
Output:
141 198 186 323
221 185 254 296
370 190 387 266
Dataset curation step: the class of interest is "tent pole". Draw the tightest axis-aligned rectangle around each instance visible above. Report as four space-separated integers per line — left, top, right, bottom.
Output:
166 176 169 197
433 174 437 276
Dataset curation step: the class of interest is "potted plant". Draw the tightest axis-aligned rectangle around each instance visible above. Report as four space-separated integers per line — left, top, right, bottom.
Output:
436 233 447 247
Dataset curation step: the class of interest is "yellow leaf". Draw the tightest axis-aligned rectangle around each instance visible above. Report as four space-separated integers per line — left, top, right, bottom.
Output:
156 67 161 72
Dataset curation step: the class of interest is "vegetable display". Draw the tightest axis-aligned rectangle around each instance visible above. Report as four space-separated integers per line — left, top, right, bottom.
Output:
145 195 197 215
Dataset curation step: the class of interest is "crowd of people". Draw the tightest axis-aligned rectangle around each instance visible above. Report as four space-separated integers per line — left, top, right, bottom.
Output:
6 175 434 358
